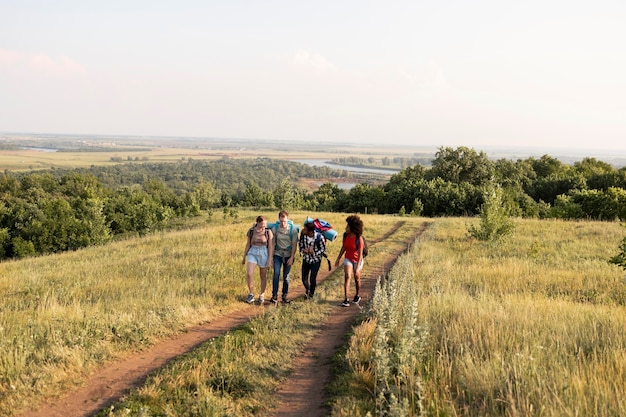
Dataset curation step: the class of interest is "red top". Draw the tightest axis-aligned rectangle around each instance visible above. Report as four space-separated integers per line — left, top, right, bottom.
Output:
344 234 363 263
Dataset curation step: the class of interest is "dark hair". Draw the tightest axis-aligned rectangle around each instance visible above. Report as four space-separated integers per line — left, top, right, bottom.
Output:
278 210 289 218
256 215 266 223
303 221 315 233
346 215 363 235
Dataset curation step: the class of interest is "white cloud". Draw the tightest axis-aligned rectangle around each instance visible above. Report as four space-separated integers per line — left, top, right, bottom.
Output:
290 49 337 71
399 60 453 94
0 49 85 76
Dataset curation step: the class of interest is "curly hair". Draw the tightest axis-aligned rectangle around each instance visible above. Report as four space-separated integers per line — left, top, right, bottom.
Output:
346 215 363 236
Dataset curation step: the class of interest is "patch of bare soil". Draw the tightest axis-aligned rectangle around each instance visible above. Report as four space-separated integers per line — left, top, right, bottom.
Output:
16 221 428 417
272 222 429 417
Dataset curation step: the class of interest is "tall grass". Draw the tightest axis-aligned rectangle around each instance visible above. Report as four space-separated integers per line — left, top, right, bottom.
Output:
95 292 338 416
93 215 426 416
336 217 626 416
0 210 403 416
330 239 427 417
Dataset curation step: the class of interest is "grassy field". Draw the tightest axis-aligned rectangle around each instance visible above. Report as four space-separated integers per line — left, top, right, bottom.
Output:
2 213 625 416
0 210 418 416
0 136 427 172
332 218 626 416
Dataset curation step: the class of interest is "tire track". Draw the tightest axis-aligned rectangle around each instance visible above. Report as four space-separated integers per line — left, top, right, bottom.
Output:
16 220 428 417
272 221 430 417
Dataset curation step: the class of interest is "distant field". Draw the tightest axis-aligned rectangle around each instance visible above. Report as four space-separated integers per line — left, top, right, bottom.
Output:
0 134 432 172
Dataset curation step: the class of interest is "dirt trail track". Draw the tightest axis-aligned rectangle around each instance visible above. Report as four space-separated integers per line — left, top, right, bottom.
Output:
18 221 428 417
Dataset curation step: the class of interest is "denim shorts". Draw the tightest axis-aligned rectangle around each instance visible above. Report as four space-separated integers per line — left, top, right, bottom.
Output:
247 245 269 267
344 258 364 270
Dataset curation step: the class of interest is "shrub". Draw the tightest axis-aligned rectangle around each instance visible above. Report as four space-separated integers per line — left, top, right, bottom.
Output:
468 185 515 241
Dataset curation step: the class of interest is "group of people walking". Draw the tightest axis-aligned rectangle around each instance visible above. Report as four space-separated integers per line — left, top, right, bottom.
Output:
242 211 365 307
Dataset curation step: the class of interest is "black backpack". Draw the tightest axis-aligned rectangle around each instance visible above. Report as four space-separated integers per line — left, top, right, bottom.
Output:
357 235 369 258
300 230 331 270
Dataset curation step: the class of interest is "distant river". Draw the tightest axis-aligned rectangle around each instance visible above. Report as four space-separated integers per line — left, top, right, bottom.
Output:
19 147 58 152
293 159 400 175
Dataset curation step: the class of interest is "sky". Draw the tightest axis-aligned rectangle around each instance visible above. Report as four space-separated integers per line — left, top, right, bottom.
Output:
1 0 625 153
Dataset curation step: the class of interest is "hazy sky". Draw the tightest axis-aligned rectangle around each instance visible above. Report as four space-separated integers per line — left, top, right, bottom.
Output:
1 1 625 152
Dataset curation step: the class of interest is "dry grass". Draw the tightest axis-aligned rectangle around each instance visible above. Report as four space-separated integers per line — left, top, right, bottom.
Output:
332 217 626 416
413 218 625 416
0 210 412 416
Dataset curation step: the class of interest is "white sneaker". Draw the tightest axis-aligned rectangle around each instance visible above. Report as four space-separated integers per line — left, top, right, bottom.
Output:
259 294 265 304
245 293 255 303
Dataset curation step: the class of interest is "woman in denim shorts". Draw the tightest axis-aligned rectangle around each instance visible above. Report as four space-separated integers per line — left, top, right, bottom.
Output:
242 215 274 304
334 215 364 307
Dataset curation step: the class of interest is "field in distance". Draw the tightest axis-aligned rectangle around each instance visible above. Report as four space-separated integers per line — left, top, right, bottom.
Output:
0 133 434 172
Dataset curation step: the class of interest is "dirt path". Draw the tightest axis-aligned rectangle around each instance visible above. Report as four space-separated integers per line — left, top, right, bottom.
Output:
17 221 427 417
272 222 429 417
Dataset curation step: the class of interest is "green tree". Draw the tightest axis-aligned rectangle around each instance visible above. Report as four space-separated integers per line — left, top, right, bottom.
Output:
0 227 9 259
273 179 299 210
192 181 218 210
427 146 494 186
573 157 615 178
529 154 567 179
242 183 266 207
468 184 515 242
310 182 343 211
342 183 385 214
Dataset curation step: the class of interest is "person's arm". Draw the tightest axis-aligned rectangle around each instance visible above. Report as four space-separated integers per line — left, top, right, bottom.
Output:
335 244 346 267
356 236 364 272
242 231 251 265
298 234 305 255
288 232 298 265
267 230 274 268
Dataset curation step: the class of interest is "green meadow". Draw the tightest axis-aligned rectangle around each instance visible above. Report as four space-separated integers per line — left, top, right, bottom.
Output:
0 211 414 415
333 218 626 416
1 213 625 416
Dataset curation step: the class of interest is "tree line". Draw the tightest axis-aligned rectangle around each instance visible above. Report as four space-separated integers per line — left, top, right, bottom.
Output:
1 148 626 260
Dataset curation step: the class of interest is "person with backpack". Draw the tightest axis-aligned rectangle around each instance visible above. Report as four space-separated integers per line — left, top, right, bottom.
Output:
269 210 299 304
242 215 274 304
334 214 365 307
299 220 327 300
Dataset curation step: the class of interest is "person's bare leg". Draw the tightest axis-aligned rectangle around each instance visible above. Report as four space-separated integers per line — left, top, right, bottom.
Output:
354 267 361 297
343 264 352 300
246 262 256 294
259 267 267 297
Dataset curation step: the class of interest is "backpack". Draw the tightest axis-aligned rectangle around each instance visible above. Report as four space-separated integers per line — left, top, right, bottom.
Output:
357 235 369 258
268 220 300 251
305 216 338 241
248 224 270 247
300 230 331 270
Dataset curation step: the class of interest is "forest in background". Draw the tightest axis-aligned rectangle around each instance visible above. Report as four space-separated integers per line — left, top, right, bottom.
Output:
1 145 626 260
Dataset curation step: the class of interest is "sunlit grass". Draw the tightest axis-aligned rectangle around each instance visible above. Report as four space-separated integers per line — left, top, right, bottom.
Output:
95 215 426 416
334 217 626 416
0 210 417 416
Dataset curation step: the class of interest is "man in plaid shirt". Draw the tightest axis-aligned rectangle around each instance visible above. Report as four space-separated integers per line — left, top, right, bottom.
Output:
299 221 327 300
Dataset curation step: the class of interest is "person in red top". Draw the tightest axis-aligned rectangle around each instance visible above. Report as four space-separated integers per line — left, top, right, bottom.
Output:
334 215 364 307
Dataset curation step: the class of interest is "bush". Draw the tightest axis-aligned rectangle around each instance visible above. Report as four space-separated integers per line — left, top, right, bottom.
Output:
468 185 515 241
610 225 626 271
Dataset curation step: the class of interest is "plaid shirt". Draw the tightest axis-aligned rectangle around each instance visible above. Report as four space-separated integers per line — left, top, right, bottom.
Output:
299 231 326 264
